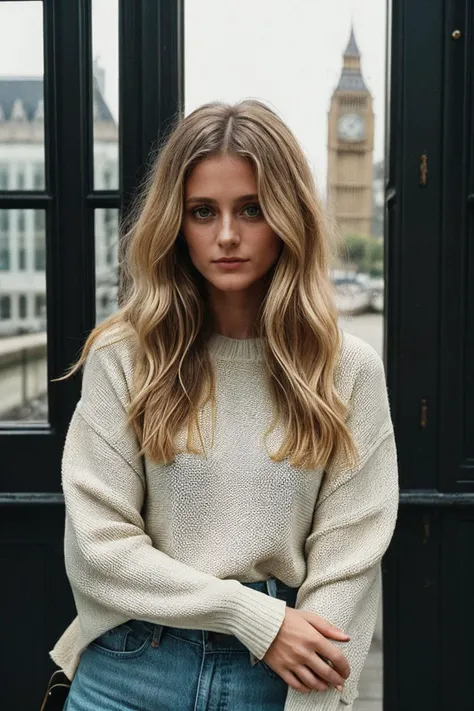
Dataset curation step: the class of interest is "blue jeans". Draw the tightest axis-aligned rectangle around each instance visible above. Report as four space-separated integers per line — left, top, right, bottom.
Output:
64 578 298 710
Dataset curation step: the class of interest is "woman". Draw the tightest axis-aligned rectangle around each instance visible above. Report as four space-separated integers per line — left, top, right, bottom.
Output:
50 99 399 711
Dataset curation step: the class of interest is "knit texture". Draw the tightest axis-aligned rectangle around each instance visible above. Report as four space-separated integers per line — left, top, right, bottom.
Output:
50 328 399 711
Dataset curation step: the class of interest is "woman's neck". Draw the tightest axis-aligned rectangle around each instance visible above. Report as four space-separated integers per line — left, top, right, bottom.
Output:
206 283 267 339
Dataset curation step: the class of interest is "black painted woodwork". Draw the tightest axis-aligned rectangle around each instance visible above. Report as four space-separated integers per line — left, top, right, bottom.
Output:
383 1 474 709
0 1 183 708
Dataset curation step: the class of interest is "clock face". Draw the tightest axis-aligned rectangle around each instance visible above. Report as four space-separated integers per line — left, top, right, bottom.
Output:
338 113 365 142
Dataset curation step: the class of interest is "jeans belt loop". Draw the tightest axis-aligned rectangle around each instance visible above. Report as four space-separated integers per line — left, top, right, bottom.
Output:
151 623 164 648
266 577 278 598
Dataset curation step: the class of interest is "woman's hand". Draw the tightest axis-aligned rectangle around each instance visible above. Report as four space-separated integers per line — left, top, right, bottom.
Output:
262 607 351 693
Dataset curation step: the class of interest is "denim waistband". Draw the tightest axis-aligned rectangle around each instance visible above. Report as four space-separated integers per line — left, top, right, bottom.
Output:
151 577 298 666
242 577 297 602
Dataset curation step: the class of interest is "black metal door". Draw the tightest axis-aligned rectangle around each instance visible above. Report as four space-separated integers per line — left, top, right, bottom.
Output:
383 1 474 709
0 2 183 708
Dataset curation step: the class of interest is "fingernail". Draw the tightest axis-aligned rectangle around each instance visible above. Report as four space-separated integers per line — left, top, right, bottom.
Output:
336 685 344 692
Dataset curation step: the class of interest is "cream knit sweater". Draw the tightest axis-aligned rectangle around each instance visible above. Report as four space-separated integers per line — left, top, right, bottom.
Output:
50 328 399 711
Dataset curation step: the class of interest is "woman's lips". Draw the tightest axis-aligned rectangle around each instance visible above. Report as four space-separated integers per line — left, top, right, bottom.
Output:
213 260 248 269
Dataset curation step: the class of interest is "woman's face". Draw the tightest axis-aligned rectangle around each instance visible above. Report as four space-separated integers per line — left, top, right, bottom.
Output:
181 154 282 294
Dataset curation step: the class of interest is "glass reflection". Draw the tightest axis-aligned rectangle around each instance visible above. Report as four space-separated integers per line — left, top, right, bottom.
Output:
0 210 47 422
95 208 119 323
0 2 45 189
92 0 119 190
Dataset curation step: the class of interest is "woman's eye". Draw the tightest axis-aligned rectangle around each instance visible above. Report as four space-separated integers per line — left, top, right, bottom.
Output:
193 206 213 219
242 204 261 218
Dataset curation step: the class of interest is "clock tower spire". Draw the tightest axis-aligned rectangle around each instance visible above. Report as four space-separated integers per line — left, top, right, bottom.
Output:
327 25 374 238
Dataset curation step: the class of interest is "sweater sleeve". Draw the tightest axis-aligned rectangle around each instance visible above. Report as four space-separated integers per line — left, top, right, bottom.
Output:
283 344 399 711
62 337 286 662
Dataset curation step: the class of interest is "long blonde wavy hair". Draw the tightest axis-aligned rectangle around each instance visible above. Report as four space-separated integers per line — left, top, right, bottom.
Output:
60 99 358 471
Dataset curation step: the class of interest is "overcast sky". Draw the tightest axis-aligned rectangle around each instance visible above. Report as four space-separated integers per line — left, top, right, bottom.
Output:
0 0 386 197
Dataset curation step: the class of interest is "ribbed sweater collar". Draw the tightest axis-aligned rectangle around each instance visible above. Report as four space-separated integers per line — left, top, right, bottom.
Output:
207 333 265 362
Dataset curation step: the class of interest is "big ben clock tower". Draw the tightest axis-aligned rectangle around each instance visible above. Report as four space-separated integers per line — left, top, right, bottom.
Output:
327 26 374 238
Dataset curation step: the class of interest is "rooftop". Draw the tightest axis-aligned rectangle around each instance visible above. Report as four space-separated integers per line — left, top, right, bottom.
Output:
0 76 115 123
335 26 370 94
344 26 361 58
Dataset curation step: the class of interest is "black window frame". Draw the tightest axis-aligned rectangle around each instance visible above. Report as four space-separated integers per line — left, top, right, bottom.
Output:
0 0 183 494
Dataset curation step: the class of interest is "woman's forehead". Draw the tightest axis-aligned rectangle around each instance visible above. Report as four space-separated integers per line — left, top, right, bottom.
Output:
185 155 257 199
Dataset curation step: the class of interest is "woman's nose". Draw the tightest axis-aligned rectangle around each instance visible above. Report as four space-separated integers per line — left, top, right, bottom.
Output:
217 215 239 245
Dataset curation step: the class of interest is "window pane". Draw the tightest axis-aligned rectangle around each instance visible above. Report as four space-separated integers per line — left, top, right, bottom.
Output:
34 209 46 270
92 0 119 190
0 2 45 191
0 164 8 190
18 210 26 232
0 214 10 269
95 208 119 323
0 209 47 423
185 3 386 706
19 294 27 319
33 162 44 190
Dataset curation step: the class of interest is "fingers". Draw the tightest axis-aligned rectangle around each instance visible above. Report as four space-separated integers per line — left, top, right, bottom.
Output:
306 651 347 689
294 666 331 693
310 637 351 679
305 613 350 641
282 669 328 694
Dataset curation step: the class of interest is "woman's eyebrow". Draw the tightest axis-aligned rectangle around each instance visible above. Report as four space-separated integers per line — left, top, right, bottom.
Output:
185 194 259 204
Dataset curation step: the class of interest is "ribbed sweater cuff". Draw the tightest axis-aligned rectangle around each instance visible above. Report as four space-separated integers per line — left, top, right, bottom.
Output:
285 688 350 711
216 582 287 660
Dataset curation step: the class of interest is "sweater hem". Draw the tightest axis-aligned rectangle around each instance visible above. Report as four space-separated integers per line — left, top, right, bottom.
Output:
284 686 353 711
